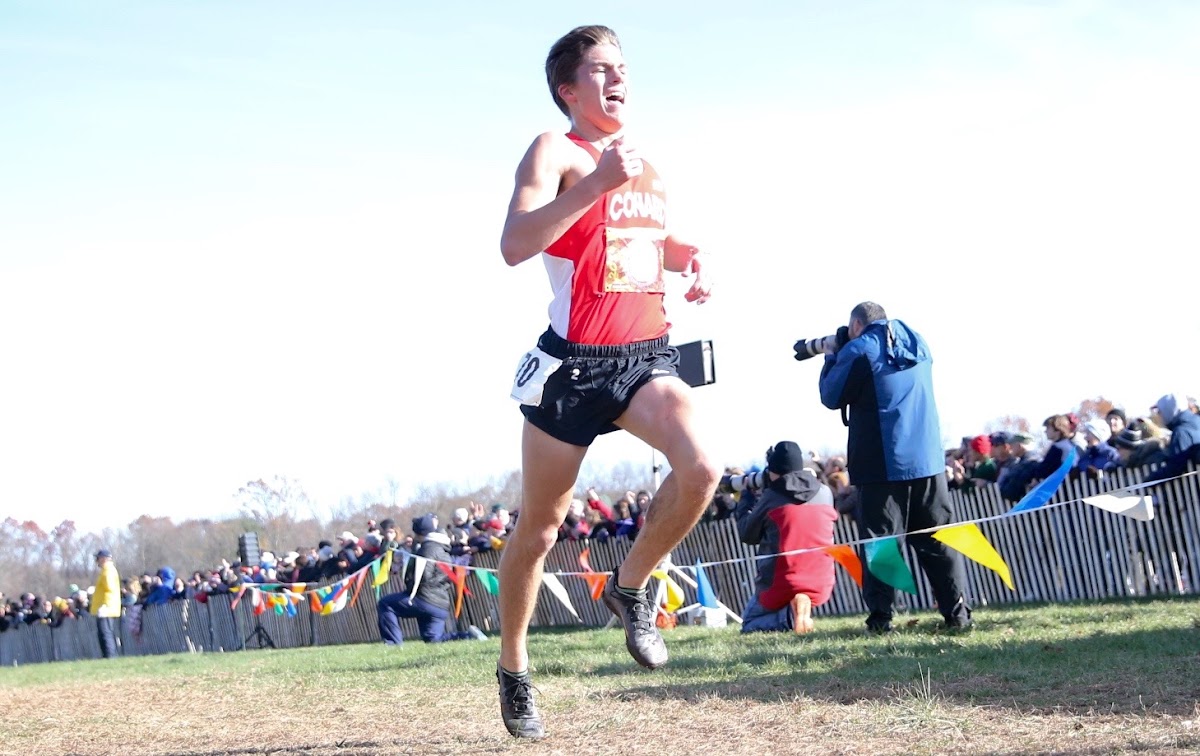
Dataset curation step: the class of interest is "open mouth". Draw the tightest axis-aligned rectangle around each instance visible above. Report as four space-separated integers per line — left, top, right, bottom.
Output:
606 92 625 104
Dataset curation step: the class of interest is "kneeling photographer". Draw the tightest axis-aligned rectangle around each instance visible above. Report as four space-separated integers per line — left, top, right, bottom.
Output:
733 441 838 634
810 301 971 633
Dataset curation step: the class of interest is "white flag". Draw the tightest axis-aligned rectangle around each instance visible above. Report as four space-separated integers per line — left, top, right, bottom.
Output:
540 573 579 619
1082 493 1154 521
408 556 427 599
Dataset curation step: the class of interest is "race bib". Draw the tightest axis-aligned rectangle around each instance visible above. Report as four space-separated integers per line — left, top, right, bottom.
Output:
510 346 564 406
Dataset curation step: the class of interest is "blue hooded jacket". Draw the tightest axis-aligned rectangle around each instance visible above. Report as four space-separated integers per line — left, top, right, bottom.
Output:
144 567 177 606
819 319 943 484
1146 399 1200 482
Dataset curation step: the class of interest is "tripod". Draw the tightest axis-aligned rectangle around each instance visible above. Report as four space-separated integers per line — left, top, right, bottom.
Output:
243 618 276 649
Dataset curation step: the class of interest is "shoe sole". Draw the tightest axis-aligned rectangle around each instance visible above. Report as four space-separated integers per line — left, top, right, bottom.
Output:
791 594 814 635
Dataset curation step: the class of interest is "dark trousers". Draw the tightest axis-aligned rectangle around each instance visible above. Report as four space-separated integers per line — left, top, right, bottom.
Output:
96 617 119 658
377 593 473 645
856 473 971 627
740 595 793 633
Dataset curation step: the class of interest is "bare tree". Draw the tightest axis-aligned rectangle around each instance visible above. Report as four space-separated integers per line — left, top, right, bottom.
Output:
234 476 312 555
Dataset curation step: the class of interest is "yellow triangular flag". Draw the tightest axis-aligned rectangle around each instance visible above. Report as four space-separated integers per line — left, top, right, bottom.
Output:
650 569 685 613
373 549 393 588
933 523 1014 591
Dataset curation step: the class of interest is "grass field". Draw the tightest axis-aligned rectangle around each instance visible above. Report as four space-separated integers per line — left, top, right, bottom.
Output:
1 597 1198 755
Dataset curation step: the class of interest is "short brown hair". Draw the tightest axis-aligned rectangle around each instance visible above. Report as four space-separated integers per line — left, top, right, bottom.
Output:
545 25 621 116
1043 414 1072 437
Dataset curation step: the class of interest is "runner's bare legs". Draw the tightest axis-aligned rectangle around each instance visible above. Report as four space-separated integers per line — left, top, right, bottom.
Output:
498 421 588 673
614 377 720 586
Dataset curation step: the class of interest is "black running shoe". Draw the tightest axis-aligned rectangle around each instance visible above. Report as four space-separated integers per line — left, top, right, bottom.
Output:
602 568 668 669
497 666 545 739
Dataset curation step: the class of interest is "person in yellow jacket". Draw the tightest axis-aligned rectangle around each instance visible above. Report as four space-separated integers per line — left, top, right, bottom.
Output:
89 549 121 658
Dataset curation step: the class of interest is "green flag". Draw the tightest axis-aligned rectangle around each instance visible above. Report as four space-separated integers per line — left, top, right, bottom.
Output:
864 538 917 595
476 569 500 595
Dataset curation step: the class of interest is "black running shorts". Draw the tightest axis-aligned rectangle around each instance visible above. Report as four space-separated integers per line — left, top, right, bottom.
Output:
520 327 680 447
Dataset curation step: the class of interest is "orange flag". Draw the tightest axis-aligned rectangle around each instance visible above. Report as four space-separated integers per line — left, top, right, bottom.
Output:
581 573 608 601
436 563 472 618
348 568 369 608
824 544 863 588
309 591 322 613
453 565 469 618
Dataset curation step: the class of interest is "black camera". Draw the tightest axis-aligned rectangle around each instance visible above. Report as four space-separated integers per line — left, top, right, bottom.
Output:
793 326 850 362
718 471 765 493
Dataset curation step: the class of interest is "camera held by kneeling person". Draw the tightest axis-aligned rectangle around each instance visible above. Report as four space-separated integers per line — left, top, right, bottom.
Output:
731 441 838 635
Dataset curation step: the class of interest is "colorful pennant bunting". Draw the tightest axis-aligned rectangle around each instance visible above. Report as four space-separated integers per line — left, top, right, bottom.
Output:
372 549 393 597
1082 492 1154 521
933 523 1014 590
823 544 863 588
475 569 500 595
581 573 608 601
650 569 685 613
694 560 719 609
408 556 427 600
1010 447 1077 513
864 538 917 595
540 573 579 618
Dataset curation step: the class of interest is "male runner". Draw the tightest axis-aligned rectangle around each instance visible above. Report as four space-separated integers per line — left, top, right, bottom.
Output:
496 24 718 739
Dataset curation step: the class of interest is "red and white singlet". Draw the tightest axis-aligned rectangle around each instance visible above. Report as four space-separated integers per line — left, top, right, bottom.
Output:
542 133 669 345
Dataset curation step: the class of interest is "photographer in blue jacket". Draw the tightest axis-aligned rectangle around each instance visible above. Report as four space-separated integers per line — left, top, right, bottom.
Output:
810 301 972 633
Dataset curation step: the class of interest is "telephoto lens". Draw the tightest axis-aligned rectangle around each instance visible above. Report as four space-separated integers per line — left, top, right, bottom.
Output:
793 334 836 361
718 472 764 493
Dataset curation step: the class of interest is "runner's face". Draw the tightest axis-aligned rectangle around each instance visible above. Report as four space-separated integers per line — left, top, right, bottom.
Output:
563 43 627 131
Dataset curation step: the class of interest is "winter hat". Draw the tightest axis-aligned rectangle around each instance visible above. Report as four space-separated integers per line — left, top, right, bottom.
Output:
453 507 469 523
766 441 805 474
412 513 438 537
339 531 357 545
969 435 992 455
1083 418 1111 443
988 431 1013 446
1106 407 1127 424
1112 428 1142 450
1155 393 1189 424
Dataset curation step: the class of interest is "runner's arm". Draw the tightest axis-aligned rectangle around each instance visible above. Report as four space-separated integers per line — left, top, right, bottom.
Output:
664 234 712 303
501 133 606 266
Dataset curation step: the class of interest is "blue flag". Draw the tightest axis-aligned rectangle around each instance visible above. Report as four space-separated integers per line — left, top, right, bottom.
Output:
695 560 719 608
1010 446 1077 513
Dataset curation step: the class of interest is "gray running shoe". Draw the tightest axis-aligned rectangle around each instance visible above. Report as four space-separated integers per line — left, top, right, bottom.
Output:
602 568 668 669
497 666 545 739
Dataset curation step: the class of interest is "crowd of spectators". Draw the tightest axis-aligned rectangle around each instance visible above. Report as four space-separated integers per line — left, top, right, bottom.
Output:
946 394 1200 503
5 393 1197 635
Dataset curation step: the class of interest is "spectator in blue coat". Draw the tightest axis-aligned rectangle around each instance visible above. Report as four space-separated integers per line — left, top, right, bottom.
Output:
144 567 178 605
1145 392 1200 483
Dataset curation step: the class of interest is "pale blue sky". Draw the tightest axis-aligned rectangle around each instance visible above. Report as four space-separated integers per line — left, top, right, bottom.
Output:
3 1 1198 532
